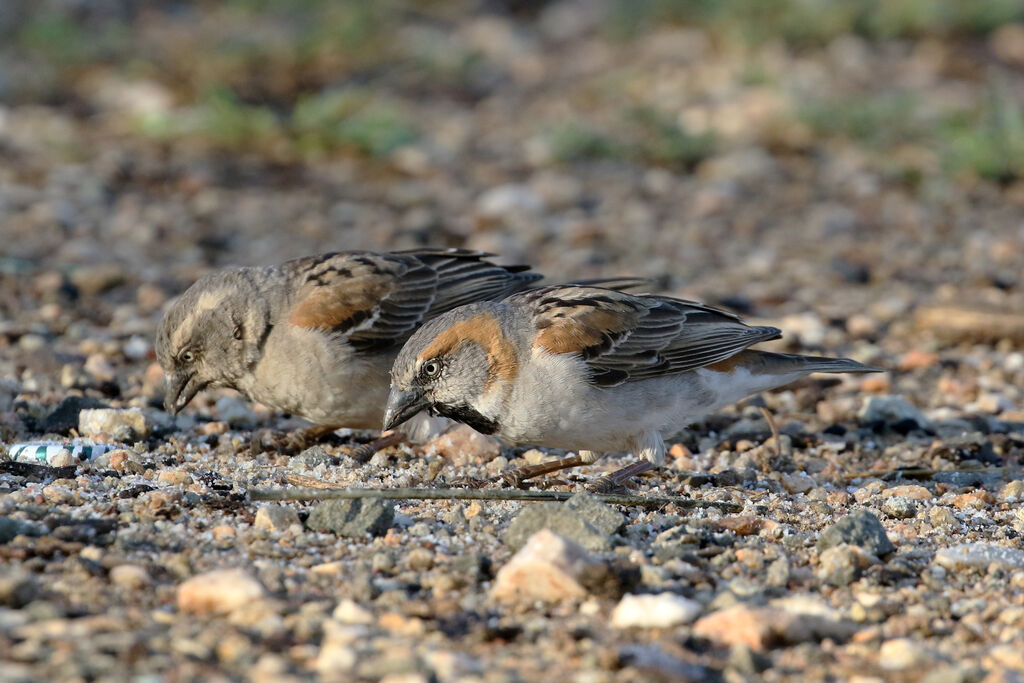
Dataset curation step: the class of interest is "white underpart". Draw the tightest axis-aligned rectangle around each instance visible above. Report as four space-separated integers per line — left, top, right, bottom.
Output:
495 350 806 465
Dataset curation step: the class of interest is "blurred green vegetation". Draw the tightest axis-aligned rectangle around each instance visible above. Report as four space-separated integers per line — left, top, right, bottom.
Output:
5 0 1024 179
609 0 1023 44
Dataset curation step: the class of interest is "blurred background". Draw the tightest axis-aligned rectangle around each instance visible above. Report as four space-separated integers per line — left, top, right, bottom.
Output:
1 0 1023 421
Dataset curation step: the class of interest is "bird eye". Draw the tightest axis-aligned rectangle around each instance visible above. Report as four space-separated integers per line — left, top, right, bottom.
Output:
422 360 441 378
179 350 195 363
233 325 243 340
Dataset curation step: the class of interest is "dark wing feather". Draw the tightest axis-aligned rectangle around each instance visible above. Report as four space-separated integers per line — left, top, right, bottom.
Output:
522 285 780 386
286 249 540 351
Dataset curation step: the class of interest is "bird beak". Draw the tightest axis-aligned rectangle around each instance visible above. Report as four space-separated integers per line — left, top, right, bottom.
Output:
164 372 204 415
382 386 428 431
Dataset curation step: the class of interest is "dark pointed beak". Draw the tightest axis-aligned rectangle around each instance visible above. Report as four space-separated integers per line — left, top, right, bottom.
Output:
382 386 428 432
164 372 204 415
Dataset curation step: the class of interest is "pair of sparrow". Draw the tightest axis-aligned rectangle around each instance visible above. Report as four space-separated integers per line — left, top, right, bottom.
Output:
156 248 878 488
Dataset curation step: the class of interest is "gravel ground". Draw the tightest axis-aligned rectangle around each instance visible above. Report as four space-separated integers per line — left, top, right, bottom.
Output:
3 2 1024 681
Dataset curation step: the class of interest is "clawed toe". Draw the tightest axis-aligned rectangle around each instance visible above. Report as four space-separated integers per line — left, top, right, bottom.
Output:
585 476 629 494
449 476 490 489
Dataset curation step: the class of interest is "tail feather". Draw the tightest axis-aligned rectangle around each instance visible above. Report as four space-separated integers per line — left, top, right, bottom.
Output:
749 351 882 375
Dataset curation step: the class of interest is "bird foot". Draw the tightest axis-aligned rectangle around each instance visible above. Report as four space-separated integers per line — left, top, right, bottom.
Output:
448 475 491 489
585 476 631 495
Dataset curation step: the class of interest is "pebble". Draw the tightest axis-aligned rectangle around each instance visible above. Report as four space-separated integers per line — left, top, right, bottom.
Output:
306 499 395 537
1000 481 1024 502
424 424 502 466
254 505 301 532
857 395 928 430
564 492 626 535
157 469 193 486
79 407 149 440
177 569 267 614
781 471 815 494
491 530 593 603
476 183 544 218
693 601 857 651
42 396 109 434
291 445 334 469
503 500 615 552
930 507 958 527
881 496 917 520
898 350 939 371
109 564 151 589
934 544 1024 572
884 485 932 500
818 545 874 587
817 509 896 557
0 517 46 543
610 593 701 629
879 638 932 670
333 599 374 625
0 568 40 608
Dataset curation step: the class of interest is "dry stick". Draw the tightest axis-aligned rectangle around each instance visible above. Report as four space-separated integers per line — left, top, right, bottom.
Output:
250 485 743 511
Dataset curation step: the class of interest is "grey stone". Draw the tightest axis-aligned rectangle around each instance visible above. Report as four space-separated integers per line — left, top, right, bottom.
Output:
254 505 300 532
306 499 394 537
882 496 917 520
818 545 863 587
817 509 895 556
0 517 46 543
42 396 108 434
0 568 39 608
858 395 928 429
934 543 1024 572
564 492 625 535
290 446 334 469
503 502 613 552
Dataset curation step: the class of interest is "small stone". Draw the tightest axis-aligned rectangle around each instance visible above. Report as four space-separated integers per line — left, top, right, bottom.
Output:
930 507 958 527
610 593 701 629
425 424 502 466
693 602 857 651
504 502 613 552
476 183 544 218
79 408 149 440
291 445 333 469
109 564 151 590
157 469 193 486
935 544 1024 572
211 525 236 540
881 496 917 520
884 485 932 500
522 449 547 465
564 492 626 535
42 396 109 434
766 556 790 588
254 505 300 532
781 471 815 494
108 449 144 474
0 568 39 607
817 509 895 557
898 350 939 372
879 638 931 670
951 490 993 510
83 354 116 382
407 548 434 571
857 395 928 430
177 569 266 614
1000 481 1024 502
491 529 593 603
818 545 874 587
306 499 394 537
333 599 374 625
0 517 46 543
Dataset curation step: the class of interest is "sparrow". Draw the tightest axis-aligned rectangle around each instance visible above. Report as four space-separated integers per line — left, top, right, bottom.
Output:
155 248 542 453
383 284 881 489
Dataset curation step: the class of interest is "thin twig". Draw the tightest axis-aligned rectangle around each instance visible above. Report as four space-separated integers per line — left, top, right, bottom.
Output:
249 486 743 511
842 466 1003 480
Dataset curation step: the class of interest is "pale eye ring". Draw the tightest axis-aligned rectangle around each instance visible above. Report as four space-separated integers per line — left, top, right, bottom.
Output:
179 350 196 363
422 360 441 378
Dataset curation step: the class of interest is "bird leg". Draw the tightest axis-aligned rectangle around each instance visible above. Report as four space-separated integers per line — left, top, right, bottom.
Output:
251 424 340 455
758 405 781 459
349 430 406 463
501 450 603 488
586 460 656 494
